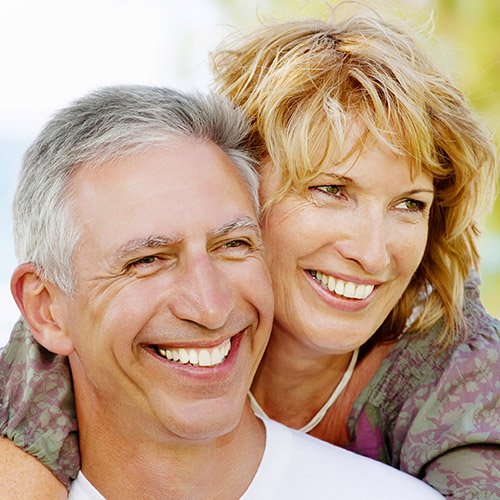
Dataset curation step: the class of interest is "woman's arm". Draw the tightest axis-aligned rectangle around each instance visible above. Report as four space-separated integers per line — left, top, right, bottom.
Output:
423 446 500 497
0 437 67 498
0 319 79 488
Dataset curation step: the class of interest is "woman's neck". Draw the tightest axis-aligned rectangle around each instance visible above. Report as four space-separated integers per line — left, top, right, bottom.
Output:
251 325 354 430
251 325 396 444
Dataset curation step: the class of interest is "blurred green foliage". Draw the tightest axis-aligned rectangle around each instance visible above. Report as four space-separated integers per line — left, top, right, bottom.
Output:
215 0 499 317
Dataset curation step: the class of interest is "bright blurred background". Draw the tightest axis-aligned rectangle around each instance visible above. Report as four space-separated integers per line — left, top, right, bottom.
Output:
1 0 498 346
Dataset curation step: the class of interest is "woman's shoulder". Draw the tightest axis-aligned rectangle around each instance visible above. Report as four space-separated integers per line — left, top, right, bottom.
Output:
393 273 499 493
349 271 499 484
461 271 499 343
362 271 498 411
404 271 499 392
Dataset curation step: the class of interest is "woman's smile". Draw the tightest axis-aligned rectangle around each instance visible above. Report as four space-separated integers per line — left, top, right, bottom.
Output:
305 269 377 313
308 270 376 300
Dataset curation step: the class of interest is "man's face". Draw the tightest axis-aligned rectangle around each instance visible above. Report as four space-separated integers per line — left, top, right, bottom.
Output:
57 138 273 442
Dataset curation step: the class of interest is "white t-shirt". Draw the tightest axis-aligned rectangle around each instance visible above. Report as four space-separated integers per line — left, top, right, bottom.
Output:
241 417 442 499
69 417 442 499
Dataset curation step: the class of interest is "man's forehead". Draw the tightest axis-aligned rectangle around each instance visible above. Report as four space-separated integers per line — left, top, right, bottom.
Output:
69 141 257 252
70 140 249 197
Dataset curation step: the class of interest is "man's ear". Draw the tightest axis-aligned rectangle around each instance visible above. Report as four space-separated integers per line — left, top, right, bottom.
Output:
11 263 74 356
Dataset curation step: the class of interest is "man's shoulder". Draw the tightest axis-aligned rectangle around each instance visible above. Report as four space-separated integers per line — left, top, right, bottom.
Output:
248 417 442 499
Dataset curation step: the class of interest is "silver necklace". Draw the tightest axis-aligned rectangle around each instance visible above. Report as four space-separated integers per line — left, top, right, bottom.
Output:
248 348 359 434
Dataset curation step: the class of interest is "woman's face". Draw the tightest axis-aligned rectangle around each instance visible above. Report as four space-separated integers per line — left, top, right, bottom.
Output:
260 142 434 354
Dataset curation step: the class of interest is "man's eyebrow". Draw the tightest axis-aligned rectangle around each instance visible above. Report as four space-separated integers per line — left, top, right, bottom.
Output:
209 216 260 239
109 217 258 266
110 235 181 266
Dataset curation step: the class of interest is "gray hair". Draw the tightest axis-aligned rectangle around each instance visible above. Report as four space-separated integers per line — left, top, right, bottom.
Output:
13 85 259 294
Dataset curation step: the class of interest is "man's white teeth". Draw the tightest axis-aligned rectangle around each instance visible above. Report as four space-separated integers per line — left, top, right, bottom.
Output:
313 271 374 300
157 338 231 367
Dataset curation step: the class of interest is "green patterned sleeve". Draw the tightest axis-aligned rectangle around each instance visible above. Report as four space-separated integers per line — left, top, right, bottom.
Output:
423 446 500 497
0 319 79 488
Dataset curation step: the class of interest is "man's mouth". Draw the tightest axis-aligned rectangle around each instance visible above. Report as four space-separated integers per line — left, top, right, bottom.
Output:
152 338 231 367
309 270 375 299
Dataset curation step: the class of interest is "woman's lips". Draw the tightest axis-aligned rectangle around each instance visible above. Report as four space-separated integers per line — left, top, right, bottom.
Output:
306 270 378 312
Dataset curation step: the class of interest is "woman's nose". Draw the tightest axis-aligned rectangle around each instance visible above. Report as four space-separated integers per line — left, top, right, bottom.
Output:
336 209 392 275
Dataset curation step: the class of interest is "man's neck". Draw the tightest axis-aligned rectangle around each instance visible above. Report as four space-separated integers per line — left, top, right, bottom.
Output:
77 403 265 499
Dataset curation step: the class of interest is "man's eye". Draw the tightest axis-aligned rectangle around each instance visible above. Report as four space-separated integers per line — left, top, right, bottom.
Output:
224 240 248 249
217 239 257 258
129 255 158 267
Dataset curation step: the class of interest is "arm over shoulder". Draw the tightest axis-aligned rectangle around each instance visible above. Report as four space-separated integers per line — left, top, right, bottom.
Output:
0 436 67 498
0 319 79 488
423 445 500 497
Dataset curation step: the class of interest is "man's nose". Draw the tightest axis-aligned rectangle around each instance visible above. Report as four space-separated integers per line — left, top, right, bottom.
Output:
168 254 235 330
336 208 392 274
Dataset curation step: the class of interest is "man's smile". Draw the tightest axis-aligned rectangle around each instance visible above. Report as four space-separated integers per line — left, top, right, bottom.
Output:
153 338 232 367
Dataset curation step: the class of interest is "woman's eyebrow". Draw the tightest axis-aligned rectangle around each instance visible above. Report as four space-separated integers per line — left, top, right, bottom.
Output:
404 188 435 195
318 172 351 184
317 173 435 196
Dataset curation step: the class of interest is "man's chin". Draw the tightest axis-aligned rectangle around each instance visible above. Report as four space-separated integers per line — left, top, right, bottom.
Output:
152 397 248 444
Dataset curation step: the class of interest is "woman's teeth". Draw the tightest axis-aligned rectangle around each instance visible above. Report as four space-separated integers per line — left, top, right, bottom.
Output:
311 271 374 299
156 338 231 367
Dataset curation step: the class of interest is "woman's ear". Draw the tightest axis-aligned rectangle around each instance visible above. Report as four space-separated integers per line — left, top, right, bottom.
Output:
11 263 74 356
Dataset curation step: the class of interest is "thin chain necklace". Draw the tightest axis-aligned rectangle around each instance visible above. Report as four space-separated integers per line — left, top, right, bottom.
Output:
248 348 359 434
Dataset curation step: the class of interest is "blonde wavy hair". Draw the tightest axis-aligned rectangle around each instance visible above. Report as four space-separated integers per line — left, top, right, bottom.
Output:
212 14 498 345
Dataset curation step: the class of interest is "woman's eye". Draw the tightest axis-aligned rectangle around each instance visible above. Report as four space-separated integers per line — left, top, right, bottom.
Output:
396 199 426 212
314 185 343 196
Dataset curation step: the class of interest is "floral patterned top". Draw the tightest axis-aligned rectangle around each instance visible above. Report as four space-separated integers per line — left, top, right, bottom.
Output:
348 273 500 498
1 273 499 497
